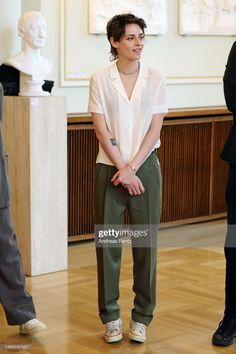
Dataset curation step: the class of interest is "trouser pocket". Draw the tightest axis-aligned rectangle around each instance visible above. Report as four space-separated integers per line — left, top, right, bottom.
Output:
0 153 10 208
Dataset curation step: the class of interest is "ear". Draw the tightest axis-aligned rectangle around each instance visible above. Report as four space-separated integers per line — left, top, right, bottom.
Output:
18 30 24 38
110 37 119 49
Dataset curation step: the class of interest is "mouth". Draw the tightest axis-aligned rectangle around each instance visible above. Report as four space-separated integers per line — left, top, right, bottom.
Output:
133 48 142 53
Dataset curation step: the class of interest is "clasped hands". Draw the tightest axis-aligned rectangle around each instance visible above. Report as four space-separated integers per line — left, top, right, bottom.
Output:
111 165 145 196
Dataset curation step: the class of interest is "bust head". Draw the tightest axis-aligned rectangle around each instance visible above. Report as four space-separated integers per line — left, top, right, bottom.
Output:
4 11 53 81
3 11 53 96
18 11 47 50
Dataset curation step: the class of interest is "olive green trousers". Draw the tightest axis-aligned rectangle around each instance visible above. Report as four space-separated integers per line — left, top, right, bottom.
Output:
94 152 162 325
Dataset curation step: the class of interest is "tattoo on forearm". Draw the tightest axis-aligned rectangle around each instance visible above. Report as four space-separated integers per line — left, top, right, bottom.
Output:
110 138 118 146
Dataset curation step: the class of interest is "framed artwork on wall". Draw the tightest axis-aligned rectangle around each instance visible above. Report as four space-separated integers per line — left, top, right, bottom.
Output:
60 0 92 86
179 0 236 36
89 0 167 35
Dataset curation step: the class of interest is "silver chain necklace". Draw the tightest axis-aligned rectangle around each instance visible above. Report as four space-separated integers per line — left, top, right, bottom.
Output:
117 62 140 75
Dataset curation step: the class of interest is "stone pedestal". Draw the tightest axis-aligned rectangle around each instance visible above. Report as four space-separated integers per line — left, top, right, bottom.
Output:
2 96 67 276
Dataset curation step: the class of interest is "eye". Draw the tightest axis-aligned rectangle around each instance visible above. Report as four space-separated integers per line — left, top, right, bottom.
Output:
30 25 46 31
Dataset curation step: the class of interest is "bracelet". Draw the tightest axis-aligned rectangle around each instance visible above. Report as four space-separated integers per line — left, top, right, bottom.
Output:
128 163 137 173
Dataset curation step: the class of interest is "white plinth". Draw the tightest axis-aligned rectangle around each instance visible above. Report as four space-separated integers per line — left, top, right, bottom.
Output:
19 80 50 97
2 96 68 276
19 72 50 97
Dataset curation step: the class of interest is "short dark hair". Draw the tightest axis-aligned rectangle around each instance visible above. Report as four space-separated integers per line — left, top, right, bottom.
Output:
106 13 146 61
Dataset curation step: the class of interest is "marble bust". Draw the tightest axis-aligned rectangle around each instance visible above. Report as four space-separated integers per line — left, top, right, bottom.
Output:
4 11 53 96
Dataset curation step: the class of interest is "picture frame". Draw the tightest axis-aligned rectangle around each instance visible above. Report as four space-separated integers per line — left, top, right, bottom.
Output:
179 0 236 36
89 0 167 35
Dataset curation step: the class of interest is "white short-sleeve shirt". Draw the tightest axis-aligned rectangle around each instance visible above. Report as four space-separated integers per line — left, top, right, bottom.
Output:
88 61 168 166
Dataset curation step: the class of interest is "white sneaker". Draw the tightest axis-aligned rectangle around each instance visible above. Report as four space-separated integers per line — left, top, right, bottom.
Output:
104 319 122 343
19 319 47 335
129 320 146 343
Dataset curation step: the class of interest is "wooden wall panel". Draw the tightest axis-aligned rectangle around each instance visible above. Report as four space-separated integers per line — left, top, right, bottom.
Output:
67 127 98 239
67 109 233 241
158 122 212 223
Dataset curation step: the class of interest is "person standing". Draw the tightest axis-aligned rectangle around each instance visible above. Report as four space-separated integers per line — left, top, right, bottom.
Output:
212 41 236 346
88 13 167 343
0 82 46 335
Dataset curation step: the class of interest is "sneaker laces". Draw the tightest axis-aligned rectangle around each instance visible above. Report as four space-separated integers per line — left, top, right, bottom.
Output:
131 321 146 335
105 320 121 334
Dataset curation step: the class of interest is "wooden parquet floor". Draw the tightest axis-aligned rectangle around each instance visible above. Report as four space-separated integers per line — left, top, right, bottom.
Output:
0 219 234 354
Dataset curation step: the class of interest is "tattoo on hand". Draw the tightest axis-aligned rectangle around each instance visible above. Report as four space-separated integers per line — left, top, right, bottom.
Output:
110 138 118 146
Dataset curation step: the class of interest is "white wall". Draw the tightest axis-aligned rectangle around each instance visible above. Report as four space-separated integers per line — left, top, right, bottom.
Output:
0 0 21 63
3 0 236 113
21 0 41 13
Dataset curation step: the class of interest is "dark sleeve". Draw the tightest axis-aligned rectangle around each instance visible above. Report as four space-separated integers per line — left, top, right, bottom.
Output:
0 64 19 96
223 42 236 114
0 83 3 124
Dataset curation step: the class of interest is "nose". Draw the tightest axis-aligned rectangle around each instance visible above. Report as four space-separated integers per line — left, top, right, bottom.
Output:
39 28 46 37
135 37 143 45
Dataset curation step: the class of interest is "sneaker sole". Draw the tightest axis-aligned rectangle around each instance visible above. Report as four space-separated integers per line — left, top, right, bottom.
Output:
129 332 146 343
105 333 123 343
20 325 47 335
